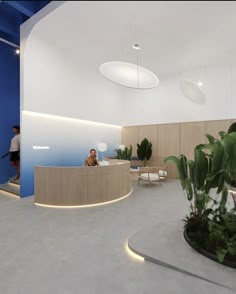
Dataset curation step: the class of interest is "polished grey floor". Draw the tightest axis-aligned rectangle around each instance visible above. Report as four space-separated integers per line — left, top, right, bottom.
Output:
0 180 235 294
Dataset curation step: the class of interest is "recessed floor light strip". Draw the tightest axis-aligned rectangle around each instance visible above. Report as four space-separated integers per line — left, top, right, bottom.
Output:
8 182 20 188
35 189 132 208
0 190 20 199
126 241 144 262
127 241 234 290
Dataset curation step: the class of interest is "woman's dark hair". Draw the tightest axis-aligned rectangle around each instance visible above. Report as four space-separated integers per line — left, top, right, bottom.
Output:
90 149 97 156
13 125 20 131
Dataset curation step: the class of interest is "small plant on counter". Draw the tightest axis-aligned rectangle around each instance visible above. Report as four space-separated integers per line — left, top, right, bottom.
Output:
114 144 132 160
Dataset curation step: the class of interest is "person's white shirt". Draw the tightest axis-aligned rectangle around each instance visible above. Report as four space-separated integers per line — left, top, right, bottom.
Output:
10 134 20 152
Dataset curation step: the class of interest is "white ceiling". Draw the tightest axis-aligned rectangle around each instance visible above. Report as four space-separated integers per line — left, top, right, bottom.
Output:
35 1 236 78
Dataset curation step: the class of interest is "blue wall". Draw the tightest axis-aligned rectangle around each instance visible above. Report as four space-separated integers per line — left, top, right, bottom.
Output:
0 42 20 183
21 112 121 197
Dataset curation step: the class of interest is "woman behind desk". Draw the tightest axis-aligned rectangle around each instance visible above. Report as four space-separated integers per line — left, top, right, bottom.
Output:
84 149 100 166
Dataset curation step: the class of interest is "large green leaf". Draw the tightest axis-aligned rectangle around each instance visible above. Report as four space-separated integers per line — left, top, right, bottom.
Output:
137 143 145 160
221 132 236 177
180 154 188 179
187 160 194 183
114 148 122 159
205 134 218 144
211 142 225 173
206 143 225 189
164 155 187 190
223 171 234 185
137 138 152 162
146 142 152 160
216 174 225 194
219 188 228 213
123 147 128 159
141 138 148 150
218 131 226 139
186 178 193 201
193 148 208 190
127 145 132 160
228 122 236 134
195 191 206 213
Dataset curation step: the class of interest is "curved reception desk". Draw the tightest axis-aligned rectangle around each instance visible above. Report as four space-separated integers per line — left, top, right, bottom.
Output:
34 160 131 207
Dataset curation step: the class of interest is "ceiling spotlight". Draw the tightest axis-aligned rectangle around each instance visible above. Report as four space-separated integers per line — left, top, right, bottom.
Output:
198 81 203 87
15 48 20 55
132 43 140 50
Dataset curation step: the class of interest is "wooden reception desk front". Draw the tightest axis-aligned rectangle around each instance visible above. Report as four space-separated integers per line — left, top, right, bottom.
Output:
34 160 131 207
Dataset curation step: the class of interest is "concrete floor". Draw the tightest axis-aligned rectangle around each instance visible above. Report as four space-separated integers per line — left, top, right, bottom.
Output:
0 180 235 294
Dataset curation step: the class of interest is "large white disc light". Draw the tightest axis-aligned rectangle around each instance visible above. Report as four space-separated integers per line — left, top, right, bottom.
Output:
100 61 159 89
179 79 206 104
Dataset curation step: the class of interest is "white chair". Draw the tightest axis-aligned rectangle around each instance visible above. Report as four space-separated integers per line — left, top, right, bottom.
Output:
138 167 161 186
158 167 168 182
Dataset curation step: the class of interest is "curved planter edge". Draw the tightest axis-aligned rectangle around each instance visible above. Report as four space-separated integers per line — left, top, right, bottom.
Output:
183 229 236 269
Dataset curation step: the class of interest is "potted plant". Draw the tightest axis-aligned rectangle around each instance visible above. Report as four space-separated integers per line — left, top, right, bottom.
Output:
227 122 236 208
137 138 152 167
114 144 132 160
164 122 236 267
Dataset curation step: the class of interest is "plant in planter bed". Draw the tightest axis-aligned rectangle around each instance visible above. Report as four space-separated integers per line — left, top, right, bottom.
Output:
164 122 236 265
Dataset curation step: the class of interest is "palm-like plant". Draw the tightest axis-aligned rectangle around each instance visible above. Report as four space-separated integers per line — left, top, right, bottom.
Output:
137 138 152 167
164 123 236 263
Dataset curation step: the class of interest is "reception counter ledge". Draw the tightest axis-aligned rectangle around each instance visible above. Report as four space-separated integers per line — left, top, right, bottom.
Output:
34 160 131 207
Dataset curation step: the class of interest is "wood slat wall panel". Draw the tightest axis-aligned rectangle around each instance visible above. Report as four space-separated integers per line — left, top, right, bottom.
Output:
121 126 139 156
180 121 206 160
157 123 180 178
205 119 236 140
158 123 180 157
122 119 234 179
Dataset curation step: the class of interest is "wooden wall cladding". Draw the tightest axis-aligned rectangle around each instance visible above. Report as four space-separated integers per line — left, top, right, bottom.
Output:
205 119 235 140
157 123 180 178
122 119 235 179
122 126 139 156
180 121 206 160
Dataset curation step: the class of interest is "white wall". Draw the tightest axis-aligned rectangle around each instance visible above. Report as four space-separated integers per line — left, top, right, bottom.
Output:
122 53 236 126
23 31 124 125
21 1 236 128
20 2 124 197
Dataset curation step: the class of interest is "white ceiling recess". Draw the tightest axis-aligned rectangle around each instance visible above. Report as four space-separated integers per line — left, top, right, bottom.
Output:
34 1 236 78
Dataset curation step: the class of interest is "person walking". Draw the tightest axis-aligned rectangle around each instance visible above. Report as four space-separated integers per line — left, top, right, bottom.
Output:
9 125 20 180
